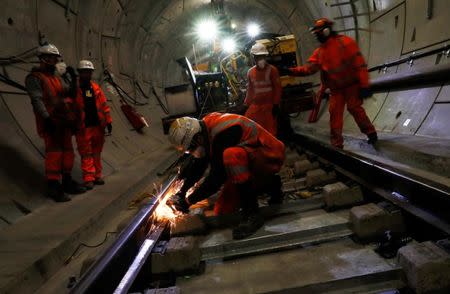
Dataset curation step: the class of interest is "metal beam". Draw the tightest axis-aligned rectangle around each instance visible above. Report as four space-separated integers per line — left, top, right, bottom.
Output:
370 63 450 93
334 12 369 20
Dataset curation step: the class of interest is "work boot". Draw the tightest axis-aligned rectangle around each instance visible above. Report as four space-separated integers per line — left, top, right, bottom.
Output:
62 174 86 194
84 181 94 190
47 180 71 202
367 132 378 145
267 175 284 205
94 178 105 185
233 183 263 240
233 213 264 240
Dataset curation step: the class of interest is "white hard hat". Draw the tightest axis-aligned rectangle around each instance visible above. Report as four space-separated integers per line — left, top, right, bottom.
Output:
78 60 95 70
37 44 61 56
250 43 269 56
168 117 201 152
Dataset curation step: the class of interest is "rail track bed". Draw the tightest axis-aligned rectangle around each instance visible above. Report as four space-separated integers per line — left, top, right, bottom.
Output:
70 135 450 294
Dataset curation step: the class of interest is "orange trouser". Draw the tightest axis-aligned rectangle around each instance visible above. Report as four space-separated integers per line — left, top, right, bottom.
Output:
214 145 284 215
245 104 277 135
76 126 105 182
329 84 376 148
43 129 75 181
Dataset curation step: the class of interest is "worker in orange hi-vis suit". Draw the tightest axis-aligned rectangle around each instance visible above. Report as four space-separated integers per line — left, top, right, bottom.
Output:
244 43 282 136
167 113 285 240
75 60 112 190
287 18 378 148
25 44 86 202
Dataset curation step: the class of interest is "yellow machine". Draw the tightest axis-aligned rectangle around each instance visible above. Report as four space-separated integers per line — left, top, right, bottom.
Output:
256 34 302 88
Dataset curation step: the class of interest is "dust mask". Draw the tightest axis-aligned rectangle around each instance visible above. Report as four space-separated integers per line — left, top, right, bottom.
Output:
257 59 266 69
55 62 67 76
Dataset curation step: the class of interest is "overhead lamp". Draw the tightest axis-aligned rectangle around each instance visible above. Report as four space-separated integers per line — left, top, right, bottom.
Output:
195 19 218 41
222 38 237 53
247 23 260 38
231 23 237 29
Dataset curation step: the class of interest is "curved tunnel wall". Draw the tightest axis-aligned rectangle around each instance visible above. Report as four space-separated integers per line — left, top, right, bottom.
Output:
0 0 449 225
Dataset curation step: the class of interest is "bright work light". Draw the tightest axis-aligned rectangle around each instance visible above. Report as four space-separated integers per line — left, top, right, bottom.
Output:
222 38 237 53
195 19 218 41
247 23 260 38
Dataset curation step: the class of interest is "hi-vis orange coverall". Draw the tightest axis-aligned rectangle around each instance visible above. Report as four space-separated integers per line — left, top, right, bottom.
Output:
244 64 282 135
75 82 111 182
181 113 285 215
290 34 376 148
26 70 78 180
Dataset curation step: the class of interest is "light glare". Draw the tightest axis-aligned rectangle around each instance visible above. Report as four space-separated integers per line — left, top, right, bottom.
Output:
222 38 237 53
195 19 218 41
247 23 260 37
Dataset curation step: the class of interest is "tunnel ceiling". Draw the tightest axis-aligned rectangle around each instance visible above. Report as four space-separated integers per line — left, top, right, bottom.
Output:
110 0 350 88
1 0 359 89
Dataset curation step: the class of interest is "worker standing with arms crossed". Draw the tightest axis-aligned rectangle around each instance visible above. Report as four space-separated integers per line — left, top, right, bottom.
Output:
75 60 112 190
287 18 378 148
244 43 282 136
167 112 285 239
25 44 86 202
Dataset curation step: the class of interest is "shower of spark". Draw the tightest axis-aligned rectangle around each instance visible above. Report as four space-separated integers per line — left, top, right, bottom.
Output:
154 180 184 224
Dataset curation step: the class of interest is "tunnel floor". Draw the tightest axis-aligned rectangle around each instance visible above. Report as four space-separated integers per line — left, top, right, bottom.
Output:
0 127 449 293
0 148 176 293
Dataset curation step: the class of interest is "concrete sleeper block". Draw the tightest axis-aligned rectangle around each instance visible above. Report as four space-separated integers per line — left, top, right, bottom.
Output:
398 241 450 293
294 159 320 176
145 286 181 294
170 214 206 237
323 182 364 208
282 178 306 192
349 202 405 239
306 169 336 187
285 152 307 167
151 236 201 274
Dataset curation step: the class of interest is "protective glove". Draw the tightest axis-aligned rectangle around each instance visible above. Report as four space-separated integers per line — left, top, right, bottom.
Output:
44 117 56 134
66 66 77 78
106 123 112 134
278 66 292 76
272 104 280 117
167 191 190 213
359 87 373 99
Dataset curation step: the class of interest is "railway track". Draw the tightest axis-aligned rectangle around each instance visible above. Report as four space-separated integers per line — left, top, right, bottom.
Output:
69 134 450 294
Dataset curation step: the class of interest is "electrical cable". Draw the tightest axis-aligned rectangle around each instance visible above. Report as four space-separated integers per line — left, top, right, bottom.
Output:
0 46 39 66
134 81 150 100
150 86 170 114
64 231 117 265
198 84 213 118
0 72 27 91
103 70 148 106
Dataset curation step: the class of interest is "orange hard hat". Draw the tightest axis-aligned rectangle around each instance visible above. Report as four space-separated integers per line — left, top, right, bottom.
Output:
310 18 334 33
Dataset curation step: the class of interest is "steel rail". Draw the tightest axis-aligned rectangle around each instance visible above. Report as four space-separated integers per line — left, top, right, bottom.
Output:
293 132 450 235
113 223 167 294
70 175 178 294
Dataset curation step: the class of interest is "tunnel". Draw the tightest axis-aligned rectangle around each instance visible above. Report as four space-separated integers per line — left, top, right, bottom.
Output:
0 0 449 293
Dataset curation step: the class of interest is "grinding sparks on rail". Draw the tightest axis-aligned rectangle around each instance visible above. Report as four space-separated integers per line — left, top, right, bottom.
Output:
154 180 184 223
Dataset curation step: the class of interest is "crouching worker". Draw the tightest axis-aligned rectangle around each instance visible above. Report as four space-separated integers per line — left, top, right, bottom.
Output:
75 60 112 190
167 113 285 239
